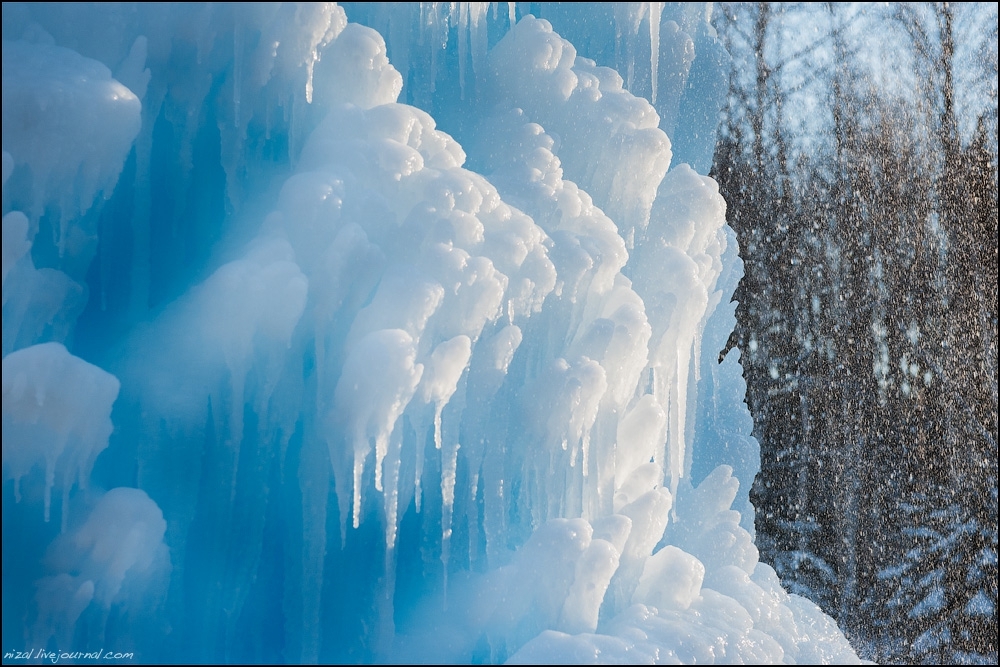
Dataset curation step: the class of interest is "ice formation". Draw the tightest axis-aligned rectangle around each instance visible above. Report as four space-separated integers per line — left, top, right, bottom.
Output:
2 3 862 664
2 342 120 525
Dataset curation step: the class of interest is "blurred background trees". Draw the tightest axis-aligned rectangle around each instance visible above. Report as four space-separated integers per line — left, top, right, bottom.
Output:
710 2 997 663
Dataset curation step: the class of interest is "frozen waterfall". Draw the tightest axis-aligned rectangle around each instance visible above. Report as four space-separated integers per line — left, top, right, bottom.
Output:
2 3 863 664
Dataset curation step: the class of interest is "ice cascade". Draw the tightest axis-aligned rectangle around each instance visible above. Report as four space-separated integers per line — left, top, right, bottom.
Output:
2 3 862 664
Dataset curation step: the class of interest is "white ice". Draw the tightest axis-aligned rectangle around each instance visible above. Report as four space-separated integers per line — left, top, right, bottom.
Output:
1 3 864 664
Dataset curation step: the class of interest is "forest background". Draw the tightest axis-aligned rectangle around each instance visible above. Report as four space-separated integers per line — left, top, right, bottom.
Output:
709 3 998 664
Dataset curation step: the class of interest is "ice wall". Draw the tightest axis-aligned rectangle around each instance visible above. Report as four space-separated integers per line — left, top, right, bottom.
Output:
2 3 861 664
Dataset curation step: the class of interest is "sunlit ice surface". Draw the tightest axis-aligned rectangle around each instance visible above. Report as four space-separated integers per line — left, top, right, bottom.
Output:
2 3 864 663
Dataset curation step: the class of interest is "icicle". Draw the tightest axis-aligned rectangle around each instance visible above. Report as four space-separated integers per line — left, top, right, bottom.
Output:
434 402 445 451
383 426 404 551
467 471 480 563
458 2 469 100
314 324 327 416
470 3 489 86
305 58 316 104
353 442 366 529
427 2 451 93
419 2 429 47
44 457 55 523
377 545 397 657
414 419 429 512
670 344 690 499
233 21 244 129
56 205 70 260
508 1 516 26
60 477 71 534
226 361 246 501
692 318 704 385
298 436 329 663
440 439 460 600
649 2 663 104
482 436 505 565
375 432 387 492
336 330 423 529
330 444 351 548
287 93 297 169
612 3 645 91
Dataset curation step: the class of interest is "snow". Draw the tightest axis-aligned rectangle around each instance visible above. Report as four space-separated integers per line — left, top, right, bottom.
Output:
966 590 996 617
1 2 864 664
910 586 947 618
